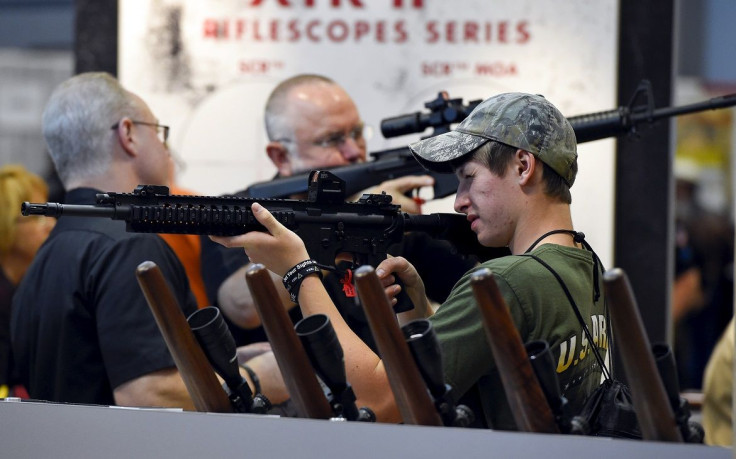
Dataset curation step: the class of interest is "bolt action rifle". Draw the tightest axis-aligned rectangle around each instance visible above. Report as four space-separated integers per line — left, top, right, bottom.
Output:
136 261 271 414
248 81 736 200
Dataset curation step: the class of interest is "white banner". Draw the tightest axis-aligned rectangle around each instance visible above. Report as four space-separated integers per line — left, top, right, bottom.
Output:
120 0 619 264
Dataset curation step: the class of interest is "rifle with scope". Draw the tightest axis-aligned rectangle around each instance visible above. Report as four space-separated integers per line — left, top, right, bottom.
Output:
400 318 475 427
187 306 271 414
136 261 271 414
248 81 736 200
294 313 375 422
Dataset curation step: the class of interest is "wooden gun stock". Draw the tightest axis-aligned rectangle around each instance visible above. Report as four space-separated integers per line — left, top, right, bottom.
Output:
244 264 333 419
470 268 559 433
353 265 442 426
603 267 683 442
135 261 232 413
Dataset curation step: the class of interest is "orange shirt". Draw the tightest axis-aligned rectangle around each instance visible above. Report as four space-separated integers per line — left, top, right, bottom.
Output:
159 186 209 308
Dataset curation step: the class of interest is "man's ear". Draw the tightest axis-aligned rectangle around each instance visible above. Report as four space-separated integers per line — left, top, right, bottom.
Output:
266 141 292 176
516 149 537 185
112 118 138 158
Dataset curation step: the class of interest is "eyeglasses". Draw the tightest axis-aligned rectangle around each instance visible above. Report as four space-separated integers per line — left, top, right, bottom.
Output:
110 120 170 144
312 123 365 149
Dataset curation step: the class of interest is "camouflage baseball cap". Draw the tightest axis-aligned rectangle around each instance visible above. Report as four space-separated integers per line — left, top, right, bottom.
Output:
409 92 578 186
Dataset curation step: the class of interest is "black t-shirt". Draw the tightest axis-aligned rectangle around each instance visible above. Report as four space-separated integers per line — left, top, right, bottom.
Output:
11 188 197 405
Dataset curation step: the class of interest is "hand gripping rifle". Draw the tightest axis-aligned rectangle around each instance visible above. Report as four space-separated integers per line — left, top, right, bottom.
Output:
21 170 505 312
249 82 736 200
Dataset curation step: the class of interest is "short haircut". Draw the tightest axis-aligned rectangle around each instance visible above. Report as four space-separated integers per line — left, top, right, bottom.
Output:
0 164 48 255
42 72 145 188
263 74 336 143
452 140 574 204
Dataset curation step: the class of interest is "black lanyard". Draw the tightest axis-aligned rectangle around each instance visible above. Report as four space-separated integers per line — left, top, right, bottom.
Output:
524 229 601 302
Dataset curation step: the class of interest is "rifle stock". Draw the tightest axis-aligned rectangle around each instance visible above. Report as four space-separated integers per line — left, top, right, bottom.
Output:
244 263 333 419
469 267 559 433
603 267 683 442
135 261 232 413
353 265 443 426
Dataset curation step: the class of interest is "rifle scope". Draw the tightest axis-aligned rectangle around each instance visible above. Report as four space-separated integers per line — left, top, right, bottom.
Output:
188 306 270 414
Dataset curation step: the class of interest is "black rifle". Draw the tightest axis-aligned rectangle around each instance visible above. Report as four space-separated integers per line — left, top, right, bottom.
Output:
380 91 482 139
248 147 459 200
249 82 736 200
22 171 505 311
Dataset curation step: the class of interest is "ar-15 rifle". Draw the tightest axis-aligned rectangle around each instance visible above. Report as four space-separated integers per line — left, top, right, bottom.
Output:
22 170 505 312
249 82 736 200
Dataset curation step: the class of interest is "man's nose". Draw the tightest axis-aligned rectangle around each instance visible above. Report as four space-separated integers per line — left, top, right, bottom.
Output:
453 191 468 214
339 137 365 162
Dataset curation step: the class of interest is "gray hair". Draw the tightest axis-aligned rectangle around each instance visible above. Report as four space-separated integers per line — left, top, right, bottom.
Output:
263 74 336 147
42 72 144 188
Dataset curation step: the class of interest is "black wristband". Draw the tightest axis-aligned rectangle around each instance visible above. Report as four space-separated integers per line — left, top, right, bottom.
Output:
282 259 323 303
240 364 261 395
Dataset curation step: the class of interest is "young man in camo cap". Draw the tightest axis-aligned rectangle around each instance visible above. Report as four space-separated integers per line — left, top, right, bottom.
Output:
212 92 608 429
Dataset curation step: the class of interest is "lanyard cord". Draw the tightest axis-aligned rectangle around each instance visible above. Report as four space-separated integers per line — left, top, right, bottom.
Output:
524 229 601 302
527 254 612 381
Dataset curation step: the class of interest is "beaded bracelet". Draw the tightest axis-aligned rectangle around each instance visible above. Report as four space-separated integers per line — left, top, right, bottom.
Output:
282 259 323 304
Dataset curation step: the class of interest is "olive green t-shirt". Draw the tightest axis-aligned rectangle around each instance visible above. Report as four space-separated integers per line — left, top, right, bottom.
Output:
429 244 608 430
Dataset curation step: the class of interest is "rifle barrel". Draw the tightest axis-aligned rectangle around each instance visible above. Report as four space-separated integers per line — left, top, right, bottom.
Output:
636 93 736 123
22 202 117 218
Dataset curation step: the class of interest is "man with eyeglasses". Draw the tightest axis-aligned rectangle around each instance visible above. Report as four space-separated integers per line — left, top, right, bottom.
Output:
200 74 479 354
111 120 170 145
11 72 286 408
